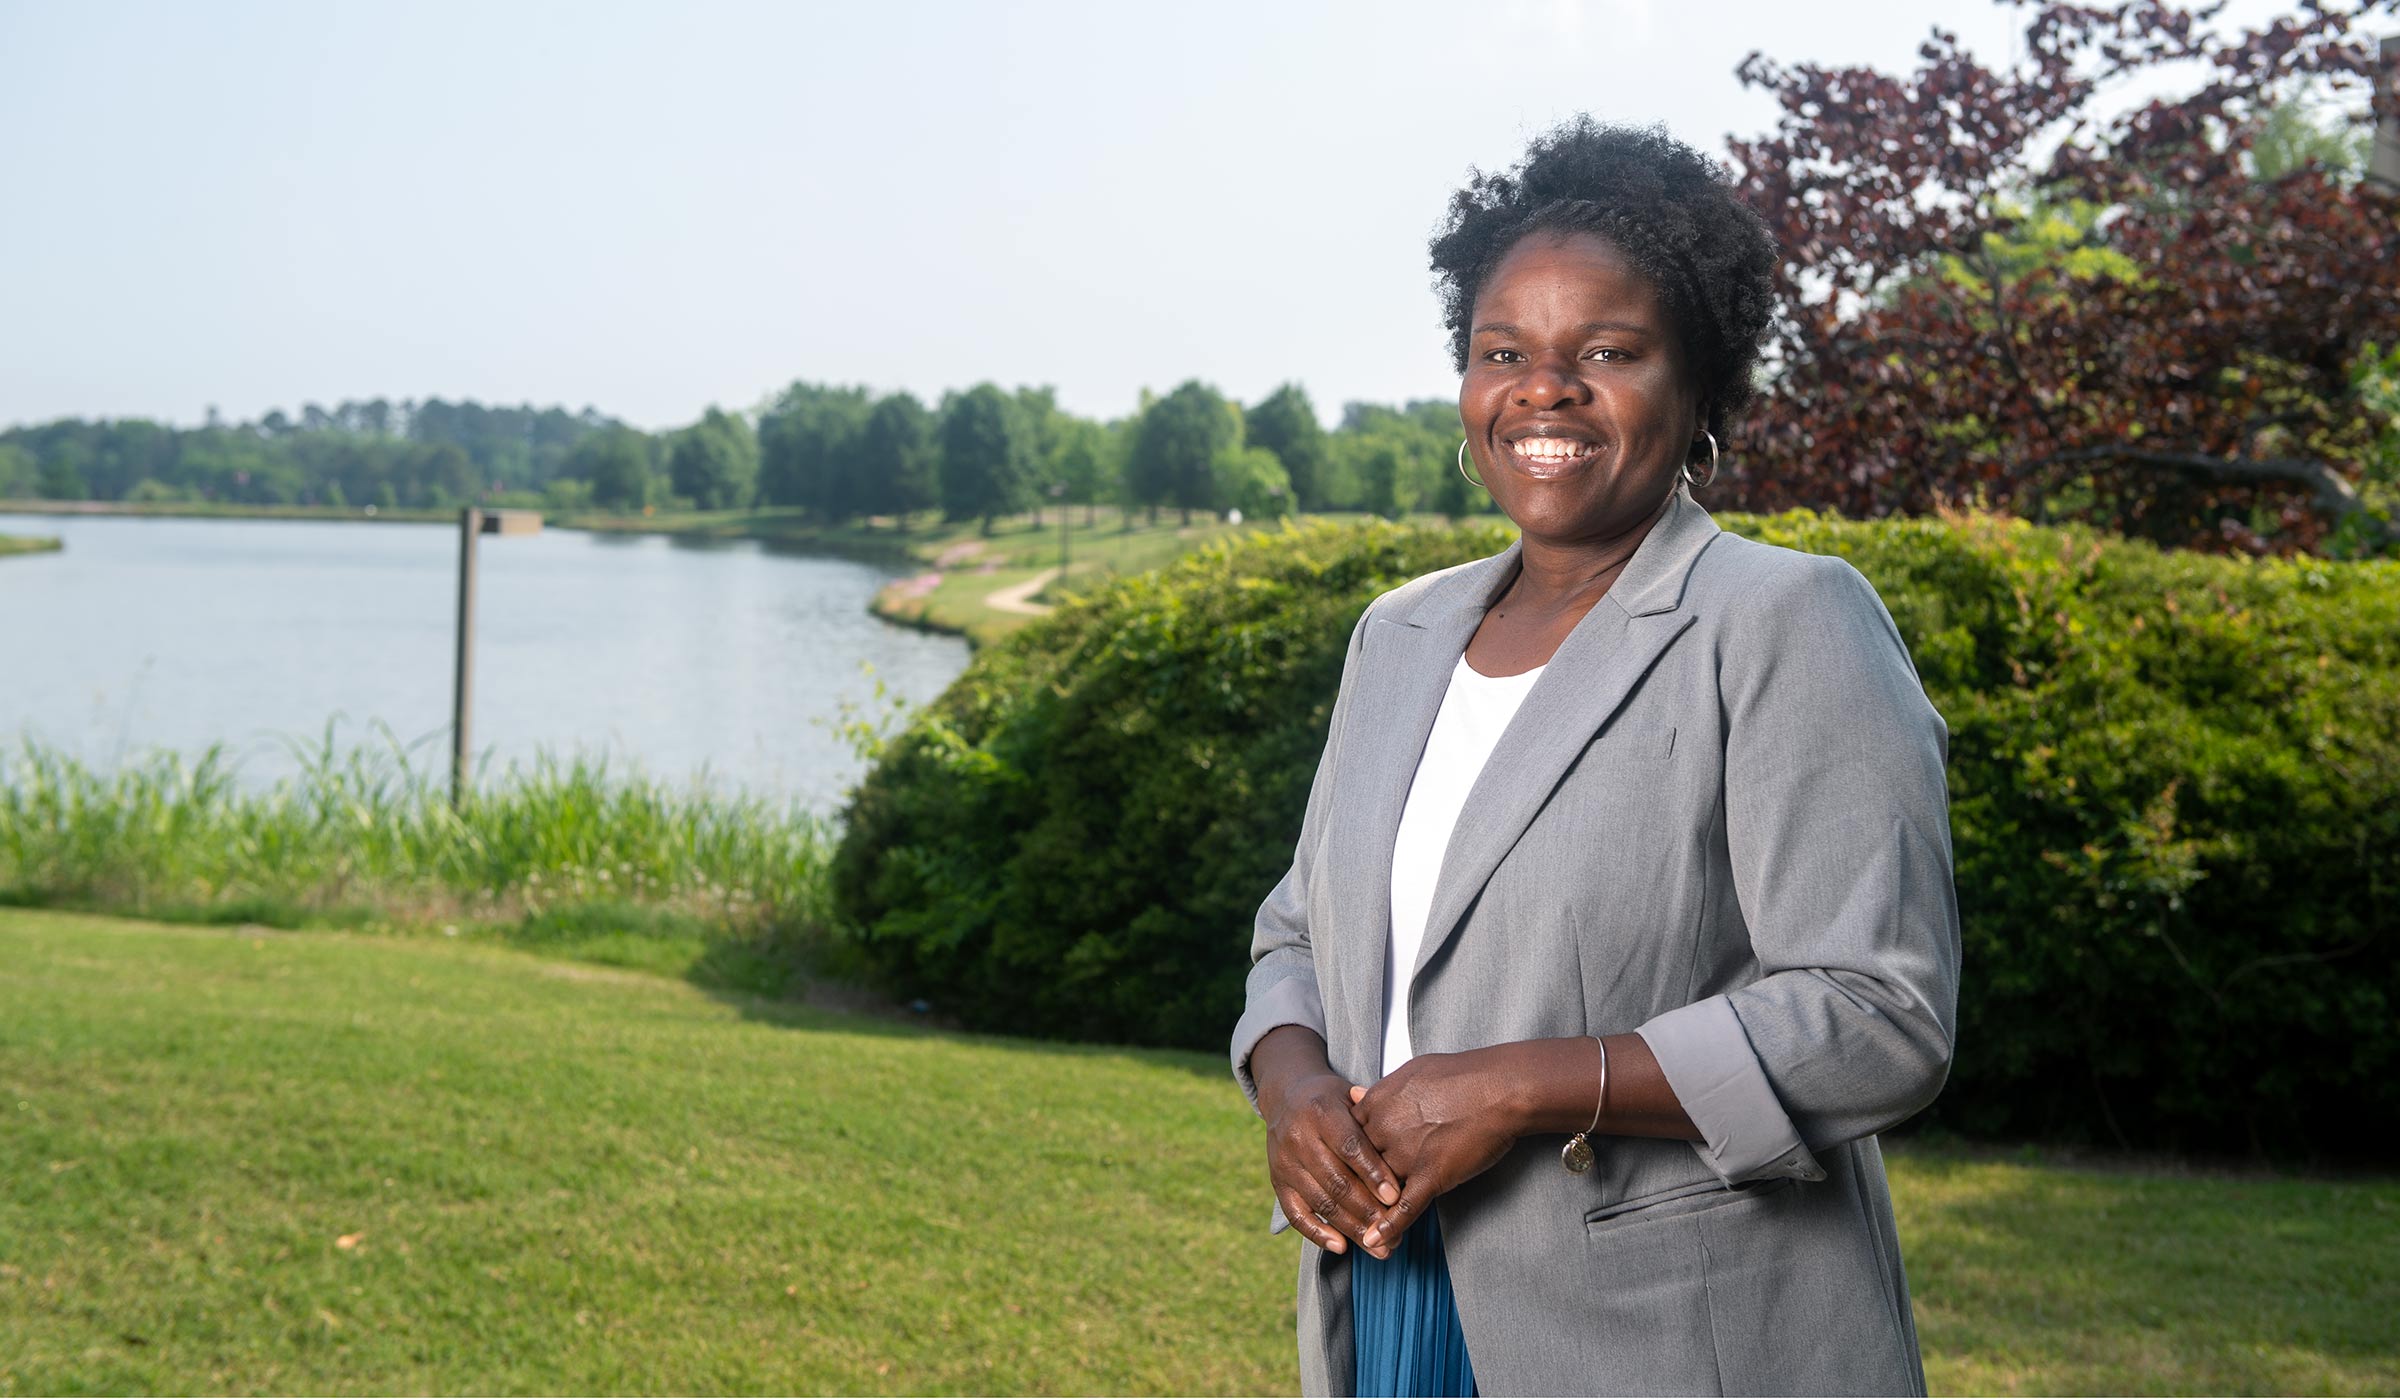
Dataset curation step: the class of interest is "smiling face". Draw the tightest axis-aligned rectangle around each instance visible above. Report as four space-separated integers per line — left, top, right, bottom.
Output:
1460 230 1702 551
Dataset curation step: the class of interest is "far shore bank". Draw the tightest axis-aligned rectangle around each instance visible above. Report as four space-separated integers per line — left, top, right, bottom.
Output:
0 497 455 525
0 497 1511 646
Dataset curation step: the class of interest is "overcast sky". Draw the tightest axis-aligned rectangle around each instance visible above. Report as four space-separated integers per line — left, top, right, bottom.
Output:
0 0 2302 431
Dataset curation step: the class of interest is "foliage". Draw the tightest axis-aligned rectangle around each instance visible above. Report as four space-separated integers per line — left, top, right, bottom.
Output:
1245 383 1329 510
856 391 939 521
665 406 759 511
0 728 833 956
4 375 1471 532
1128 380 1239 524
1327 400 1463 519
831 518 1508 1048
1051 415 1119 519
569 426 657 511
937 383 1034 533
830 513 2400 1155
0 399 619 508
1723 0 2400 554
1208 445 1293 520
757 382 873 516
0 442 34 496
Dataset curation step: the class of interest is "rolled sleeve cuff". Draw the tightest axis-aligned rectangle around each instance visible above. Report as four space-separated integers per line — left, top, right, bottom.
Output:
1229 975 1327 1118
1636 995 1825 1185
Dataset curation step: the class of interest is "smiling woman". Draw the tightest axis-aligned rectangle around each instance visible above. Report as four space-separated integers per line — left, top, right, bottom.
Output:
1232 119 1960 1397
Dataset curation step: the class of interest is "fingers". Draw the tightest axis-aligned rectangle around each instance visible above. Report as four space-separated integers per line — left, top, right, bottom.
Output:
1331 1114 1402 1207
1293 1129 1394 1250
1362 1182 1430 1254
1277 1182 1352 1255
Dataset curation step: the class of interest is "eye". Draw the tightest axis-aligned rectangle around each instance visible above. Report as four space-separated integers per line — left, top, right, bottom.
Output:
1586 347 1631 363
1482 348 1524 364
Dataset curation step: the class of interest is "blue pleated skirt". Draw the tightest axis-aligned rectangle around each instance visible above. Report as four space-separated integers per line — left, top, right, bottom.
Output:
1349 1204 1478 1397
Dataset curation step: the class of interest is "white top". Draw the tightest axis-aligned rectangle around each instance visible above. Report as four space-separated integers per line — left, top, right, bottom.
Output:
1382 653 1546 1076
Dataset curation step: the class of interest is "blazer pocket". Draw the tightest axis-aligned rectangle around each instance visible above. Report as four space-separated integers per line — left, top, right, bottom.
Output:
1584 1174 1794 1235
1569 724 1677 776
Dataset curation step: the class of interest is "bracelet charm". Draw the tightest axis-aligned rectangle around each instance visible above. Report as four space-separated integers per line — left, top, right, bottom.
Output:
1561 1035 1609 1175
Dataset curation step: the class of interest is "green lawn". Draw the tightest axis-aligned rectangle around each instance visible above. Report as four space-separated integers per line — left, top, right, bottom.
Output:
3 907 2393 1395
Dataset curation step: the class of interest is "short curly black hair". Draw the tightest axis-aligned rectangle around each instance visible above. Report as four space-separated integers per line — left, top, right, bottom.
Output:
1430 118 1778 444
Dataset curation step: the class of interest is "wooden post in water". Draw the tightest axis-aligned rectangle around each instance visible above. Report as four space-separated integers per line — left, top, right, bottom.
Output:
450 506 541 808
451 506 483 808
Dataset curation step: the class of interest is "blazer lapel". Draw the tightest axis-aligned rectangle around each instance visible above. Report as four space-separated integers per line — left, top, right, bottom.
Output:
1327 543 1520 1070
1409 487 1724 983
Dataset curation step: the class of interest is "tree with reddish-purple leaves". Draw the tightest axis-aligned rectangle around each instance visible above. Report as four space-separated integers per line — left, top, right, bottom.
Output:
1720 0 2400 555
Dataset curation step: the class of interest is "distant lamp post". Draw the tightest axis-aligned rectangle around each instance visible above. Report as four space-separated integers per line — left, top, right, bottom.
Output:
1051 482 1069 580
2370 35 2400 192
452 506 542 807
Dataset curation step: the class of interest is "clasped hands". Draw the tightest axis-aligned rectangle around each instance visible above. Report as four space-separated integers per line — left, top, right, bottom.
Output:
1264 1049 1521 1260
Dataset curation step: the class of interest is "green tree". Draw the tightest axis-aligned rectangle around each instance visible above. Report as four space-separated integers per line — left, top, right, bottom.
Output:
1430 444 1488 521
938 383 1032 534
1246 383 1329 509
36 457 87 500
757 383 873 517
1322 401 1456 516
1054 417 1115 527
1131 380 1239 525
0 443 34 498
668 407 760 511
857 393 937 526
1011 385 1069 526
2245 87 2374 183
1210 444 1293 520
571 427 656 511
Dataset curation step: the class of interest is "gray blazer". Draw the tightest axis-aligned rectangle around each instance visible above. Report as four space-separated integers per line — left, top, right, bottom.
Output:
1231 485 1961 1397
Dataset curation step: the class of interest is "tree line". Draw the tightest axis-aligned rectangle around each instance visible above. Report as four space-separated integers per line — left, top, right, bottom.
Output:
7 4 2391 555
0 384 1487 529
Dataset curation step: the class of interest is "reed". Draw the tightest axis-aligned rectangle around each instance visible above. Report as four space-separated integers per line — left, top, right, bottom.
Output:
0 723 837 960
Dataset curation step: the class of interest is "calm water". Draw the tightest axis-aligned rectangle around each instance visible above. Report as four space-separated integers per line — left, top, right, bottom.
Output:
0 513 971 811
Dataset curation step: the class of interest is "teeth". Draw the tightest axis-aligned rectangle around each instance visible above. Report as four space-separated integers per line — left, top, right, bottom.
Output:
1514 438 1593 460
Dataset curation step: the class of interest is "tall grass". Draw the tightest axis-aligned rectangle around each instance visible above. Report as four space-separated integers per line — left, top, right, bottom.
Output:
0 724 837 969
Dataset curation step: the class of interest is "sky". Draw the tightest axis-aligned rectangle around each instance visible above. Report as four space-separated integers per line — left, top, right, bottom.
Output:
0 0 2309 432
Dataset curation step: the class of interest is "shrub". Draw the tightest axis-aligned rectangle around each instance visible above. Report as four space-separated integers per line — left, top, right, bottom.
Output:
829 511 2400 1155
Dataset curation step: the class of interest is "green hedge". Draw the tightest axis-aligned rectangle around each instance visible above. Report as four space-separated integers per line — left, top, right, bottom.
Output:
829 512 2400 1154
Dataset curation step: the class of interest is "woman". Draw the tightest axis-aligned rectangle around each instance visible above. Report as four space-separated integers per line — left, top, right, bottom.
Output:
1230 119 1960 1397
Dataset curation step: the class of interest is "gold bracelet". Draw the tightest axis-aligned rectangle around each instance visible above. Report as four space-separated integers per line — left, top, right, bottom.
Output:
1562 1035 1607 1174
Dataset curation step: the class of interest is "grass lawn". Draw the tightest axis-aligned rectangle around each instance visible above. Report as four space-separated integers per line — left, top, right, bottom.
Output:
4 907 2392 1395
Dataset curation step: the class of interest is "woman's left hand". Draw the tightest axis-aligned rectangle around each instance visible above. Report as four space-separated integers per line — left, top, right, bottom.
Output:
1345 1049 1524 1251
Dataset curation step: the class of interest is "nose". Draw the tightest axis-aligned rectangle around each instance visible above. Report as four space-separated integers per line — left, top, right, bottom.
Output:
1510 350 1591 410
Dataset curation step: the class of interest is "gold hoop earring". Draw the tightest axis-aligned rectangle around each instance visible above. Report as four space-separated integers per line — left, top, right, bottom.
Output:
1457 438 1485 489
1683 429 1719 490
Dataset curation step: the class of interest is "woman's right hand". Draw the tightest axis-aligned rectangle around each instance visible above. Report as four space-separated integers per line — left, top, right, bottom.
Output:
1252 1025 1403 1258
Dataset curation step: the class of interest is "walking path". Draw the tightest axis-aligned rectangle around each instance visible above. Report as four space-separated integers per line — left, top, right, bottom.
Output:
984 567 1060 615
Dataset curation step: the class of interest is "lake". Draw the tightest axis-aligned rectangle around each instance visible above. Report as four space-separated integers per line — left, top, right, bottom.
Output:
0 513 972 812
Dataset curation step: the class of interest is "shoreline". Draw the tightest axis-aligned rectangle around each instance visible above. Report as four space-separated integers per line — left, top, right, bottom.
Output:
0 497 457 525
0 497 1428 648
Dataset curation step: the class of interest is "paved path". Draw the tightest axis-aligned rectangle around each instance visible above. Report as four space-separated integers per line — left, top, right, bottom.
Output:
984 567 1060 615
